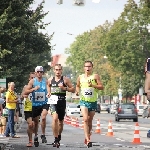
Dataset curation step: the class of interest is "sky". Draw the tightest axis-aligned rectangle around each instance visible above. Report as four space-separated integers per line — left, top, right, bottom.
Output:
32 0 140 56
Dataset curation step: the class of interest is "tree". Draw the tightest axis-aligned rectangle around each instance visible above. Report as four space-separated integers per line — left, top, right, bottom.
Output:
0 0 52 92
102 0 149 96
66 0 150 97
65 21 120 96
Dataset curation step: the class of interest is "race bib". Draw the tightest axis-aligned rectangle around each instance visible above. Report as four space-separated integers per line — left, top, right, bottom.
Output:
34 92 45 101
47 95 58 104
82 88 94 97
28 93 32 101
24 98 32 111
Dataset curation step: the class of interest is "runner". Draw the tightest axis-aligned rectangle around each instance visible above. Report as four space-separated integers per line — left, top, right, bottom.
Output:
24 66 49 147
75 60 104 148
47 64 75 148
145 58 150 100
21 72 36 147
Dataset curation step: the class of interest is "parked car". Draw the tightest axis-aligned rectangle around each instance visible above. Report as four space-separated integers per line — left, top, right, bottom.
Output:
110 104 118 114
136 104 144 116
95 103 101 113
115 103 138 122
107 104 112 113
142 105 149 118
100 103 109 113
66 104 82 117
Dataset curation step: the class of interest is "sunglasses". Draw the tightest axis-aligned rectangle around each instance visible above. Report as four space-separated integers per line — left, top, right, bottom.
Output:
37 71 43 73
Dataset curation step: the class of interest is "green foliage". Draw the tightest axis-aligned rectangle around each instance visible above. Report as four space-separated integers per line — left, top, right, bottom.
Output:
65 22 120 96
0 0 52 92
65 0 150 97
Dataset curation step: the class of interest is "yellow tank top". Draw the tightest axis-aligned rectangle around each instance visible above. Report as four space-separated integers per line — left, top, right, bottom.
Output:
80 74 98 102
24 94 32 111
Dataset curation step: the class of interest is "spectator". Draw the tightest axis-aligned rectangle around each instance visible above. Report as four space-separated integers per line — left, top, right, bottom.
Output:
4 82 20 138
0 87 6 137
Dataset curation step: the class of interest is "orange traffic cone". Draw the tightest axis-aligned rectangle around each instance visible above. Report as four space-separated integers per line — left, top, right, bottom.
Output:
71 117 76 127
67 117 71 125
76 118 79 128
95 119 101 133
66 116 69 124
64 116 67 124
132 122 142 144
80 120 84 129
107 120 113 136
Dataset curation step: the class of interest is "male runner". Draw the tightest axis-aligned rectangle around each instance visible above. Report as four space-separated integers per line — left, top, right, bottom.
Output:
24 66 49 147
76 61 104 148
145 58 150 100
21 72 36 147
47 64 75 147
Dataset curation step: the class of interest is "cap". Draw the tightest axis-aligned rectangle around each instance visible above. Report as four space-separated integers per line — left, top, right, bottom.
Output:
35 66 44 72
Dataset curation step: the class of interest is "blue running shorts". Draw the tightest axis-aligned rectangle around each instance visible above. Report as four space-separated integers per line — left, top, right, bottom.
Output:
80 100 97 112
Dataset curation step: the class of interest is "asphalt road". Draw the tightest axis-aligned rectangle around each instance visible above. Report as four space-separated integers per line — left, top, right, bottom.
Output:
1 111 150 150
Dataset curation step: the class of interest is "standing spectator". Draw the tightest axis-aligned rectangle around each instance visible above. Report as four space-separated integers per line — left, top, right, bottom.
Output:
4 82 20 138
0 87 6 137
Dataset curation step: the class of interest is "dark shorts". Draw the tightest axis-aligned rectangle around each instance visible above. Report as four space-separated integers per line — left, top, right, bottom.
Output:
145 58 150 74
49 100 66 121
32 104 49 118
24 111 32 121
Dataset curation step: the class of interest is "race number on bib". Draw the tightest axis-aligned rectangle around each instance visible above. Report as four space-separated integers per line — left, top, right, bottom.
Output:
47 95 58 104
28 93 32 101
82 88 94 97
34 92 45 101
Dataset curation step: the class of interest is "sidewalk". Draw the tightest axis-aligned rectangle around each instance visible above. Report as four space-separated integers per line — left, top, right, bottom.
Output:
3 117 55 150
0 117 23 150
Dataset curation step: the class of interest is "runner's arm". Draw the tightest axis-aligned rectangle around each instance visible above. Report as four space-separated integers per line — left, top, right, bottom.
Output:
145 61 150 93
20 86 26 100
65 78 75 93
92 74 104 90
47 78 52 96
76 76 80 94
145 73 150 93
24 79 38 95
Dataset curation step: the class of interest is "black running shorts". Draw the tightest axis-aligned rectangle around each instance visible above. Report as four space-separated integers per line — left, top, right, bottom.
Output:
24 111 32 121
32 104 50 118
49 100 66 121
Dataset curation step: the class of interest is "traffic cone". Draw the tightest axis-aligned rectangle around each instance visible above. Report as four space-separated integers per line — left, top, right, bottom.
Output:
66 116 69 124
95 119 101 133
71 117 73 126
64 116 67 124
106 120 113 136
80 120 84 129
132 122 142 144
76 118 79 128
71 117 76 127
67 117 71 125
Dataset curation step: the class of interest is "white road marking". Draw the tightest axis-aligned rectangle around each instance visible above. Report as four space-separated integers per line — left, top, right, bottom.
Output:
116 138 125 142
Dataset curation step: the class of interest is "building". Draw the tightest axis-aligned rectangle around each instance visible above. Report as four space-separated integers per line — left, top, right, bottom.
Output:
50 54 67 67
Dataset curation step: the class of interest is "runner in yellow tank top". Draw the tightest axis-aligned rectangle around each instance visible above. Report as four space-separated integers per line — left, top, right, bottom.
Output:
24 95 32 112
21 72 36 147
76 61 104 148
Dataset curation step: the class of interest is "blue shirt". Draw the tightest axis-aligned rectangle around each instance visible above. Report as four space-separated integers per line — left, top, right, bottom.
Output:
32 77 48 106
